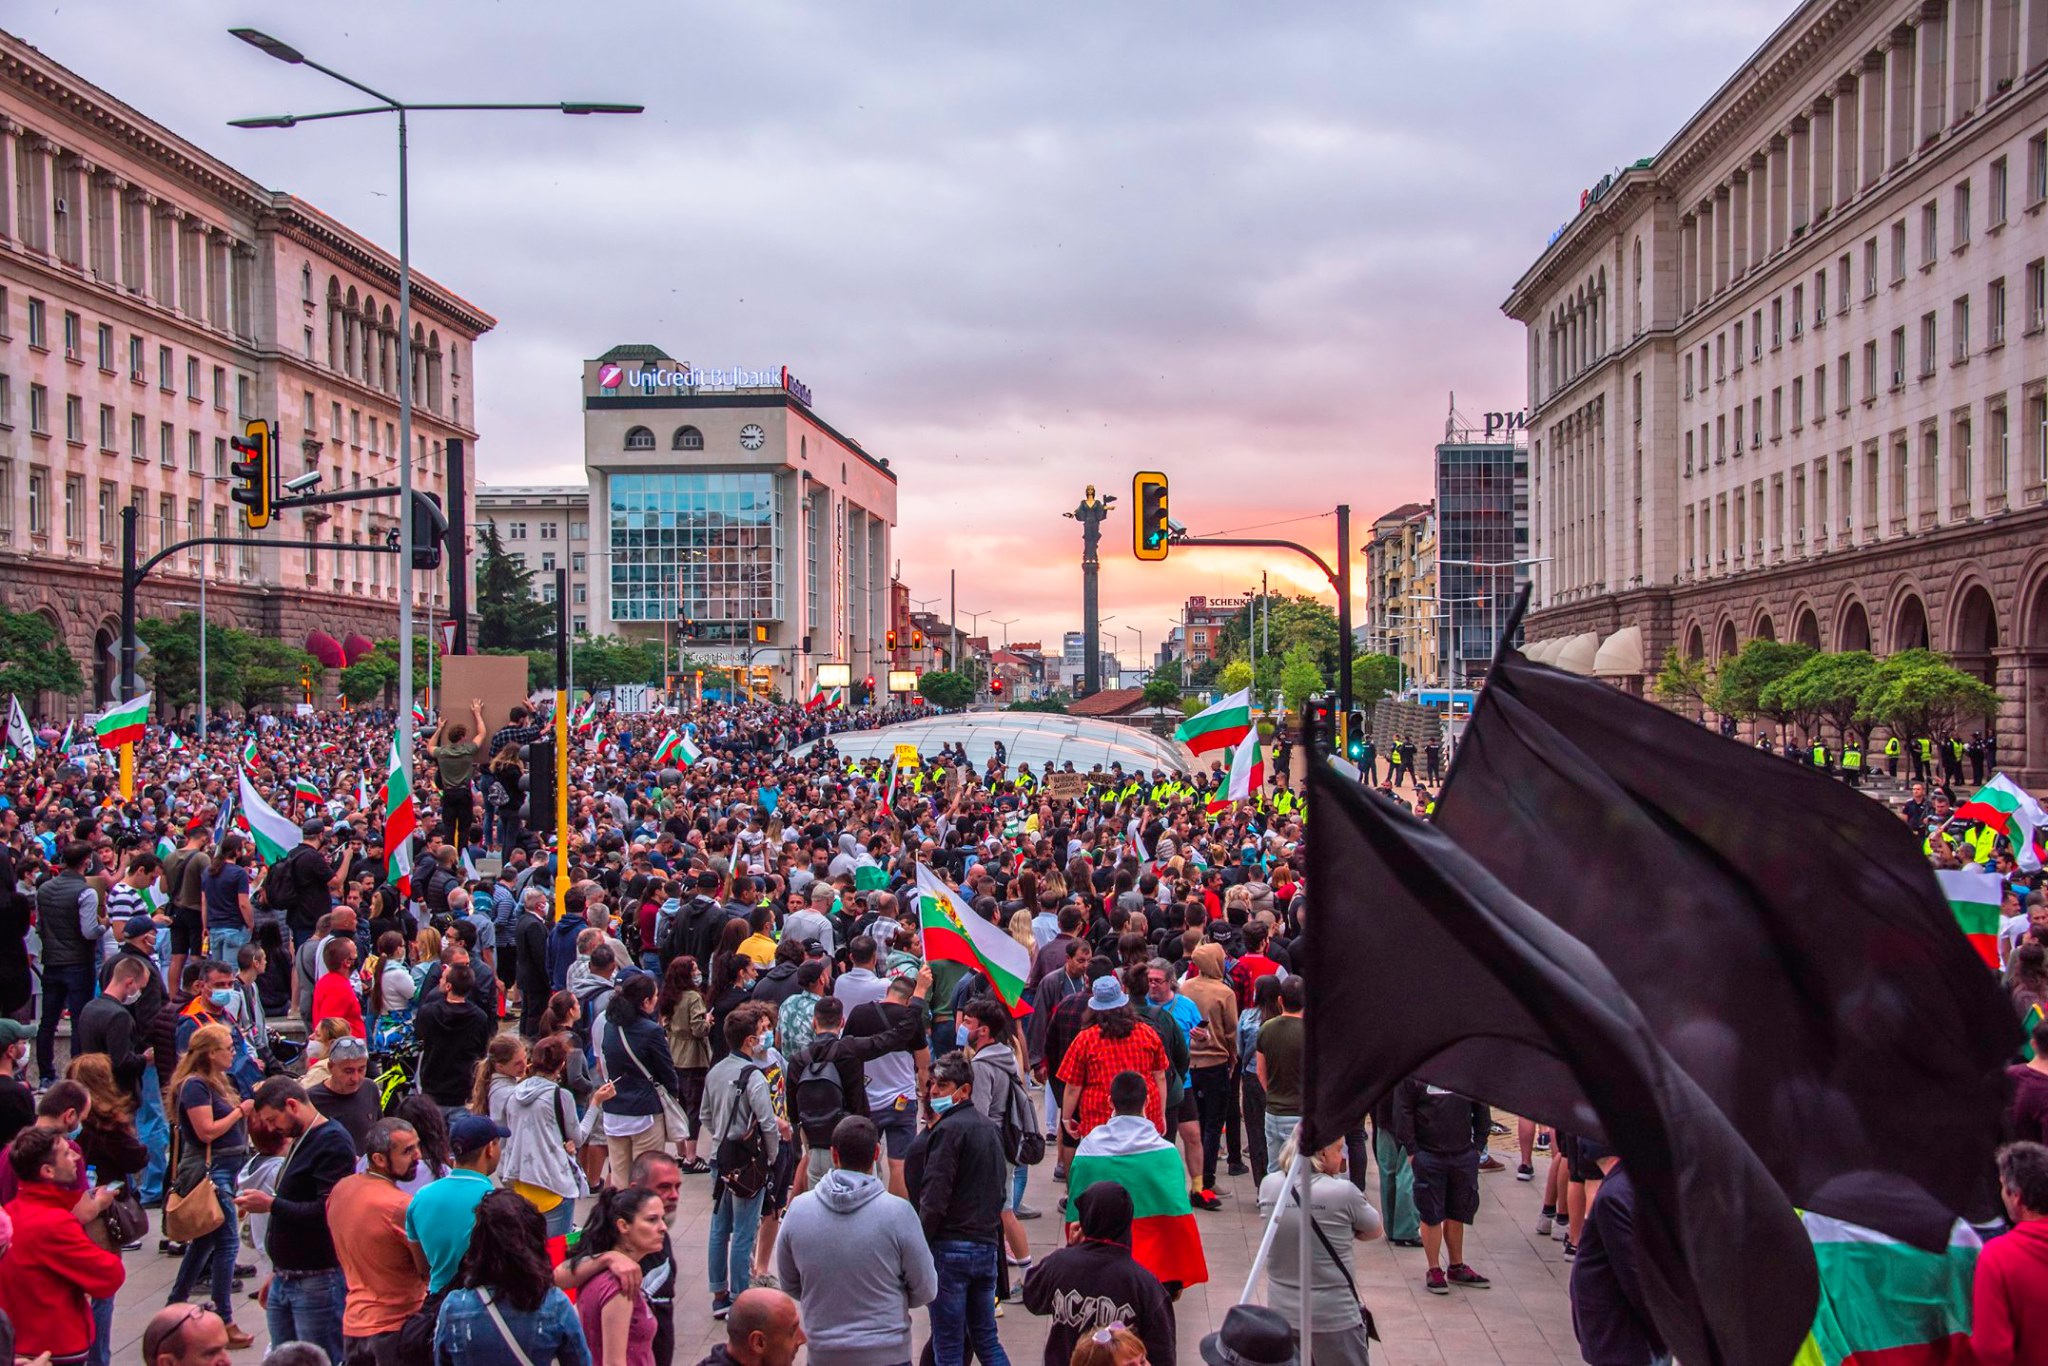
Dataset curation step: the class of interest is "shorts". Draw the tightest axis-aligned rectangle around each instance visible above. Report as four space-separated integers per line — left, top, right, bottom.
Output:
169 908 204 956
1174 1093 1198 1126
1410 1148 1481 1226
1564 1134 1603 1184
874 1099 918 1161
761 1143 799 1216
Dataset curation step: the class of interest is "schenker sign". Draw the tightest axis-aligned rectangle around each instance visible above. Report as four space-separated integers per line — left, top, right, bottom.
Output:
597 362 813 408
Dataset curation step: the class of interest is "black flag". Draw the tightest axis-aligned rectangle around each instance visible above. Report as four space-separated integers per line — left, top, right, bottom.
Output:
1301 760 1815 1366
1434 647 2017 1247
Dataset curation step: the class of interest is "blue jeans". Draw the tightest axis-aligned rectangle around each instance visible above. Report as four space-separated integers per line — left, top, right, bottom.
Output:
268 1266 346 1364
929 1240 1009 1366
706 1181 764 1298
135 1062 169 1203
169 1159 243 1323
209 926 251 967
90 1295 114 1366
1010 1162 1029 1212
37 960 96 1082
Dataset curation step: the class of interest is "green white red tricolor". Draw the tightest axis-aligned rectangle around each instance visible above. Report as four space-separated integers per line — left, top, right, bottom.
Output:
1174 687 1251 759
237 772 301 864
93 692 151 751
1955 772 2045 872
1065 1127 1208 1290
1935 867 2002 970
915 863 1030 1011
1206 726 1265 813
383 733 416 897
1793 1211 1977 1365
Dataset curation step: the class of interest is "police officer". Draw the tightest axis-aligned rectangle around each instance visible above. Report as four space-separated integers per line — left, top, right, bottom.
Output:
1912 735 1933 785
1840 735 1863 788
1810 737 1831 777
1884 734 1902 779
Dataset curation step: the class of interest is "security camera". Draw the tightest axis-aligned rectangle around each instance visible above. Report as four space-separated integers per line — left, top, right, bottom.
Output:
283 471 322 493
1166 518 1187 537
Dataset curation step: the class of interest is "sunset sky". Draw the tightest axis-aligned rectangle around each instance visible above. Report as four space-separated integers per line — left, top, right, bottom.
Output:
32 0 1789 659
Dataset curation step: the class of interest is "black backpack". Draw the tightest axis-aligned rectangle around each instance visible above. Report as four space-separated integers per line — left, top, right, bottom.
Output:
976 1052 1046 1166
715 1064 771 1200
792 1047 849 1147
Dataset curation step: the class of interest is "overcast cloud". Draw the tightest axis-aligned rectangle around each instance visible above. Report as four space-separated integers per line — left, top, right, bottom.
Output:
28 0 1786 654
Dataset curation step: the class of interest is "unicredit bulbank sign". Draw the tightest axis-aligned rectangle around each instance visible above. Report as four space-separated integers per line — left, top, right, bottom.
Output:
596 361 813 408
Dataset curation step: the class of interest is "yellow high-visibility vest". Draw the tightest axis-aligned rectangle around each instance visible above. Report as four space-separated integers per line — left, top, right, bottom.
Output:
1842 749 1863 770
1884 737 1901 757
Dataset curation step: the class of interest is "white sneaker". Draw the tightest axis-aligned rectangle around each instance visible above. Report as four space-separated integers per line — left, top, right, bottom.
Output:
1535 1213 1553 1236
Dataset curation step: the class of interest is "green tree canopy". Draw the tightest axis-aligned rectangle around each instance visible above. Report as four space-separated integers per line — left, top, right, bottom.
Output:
1858 649 2000 740
1757 651 1877 741
1279 645 1325 715
1352 652 1402 708
238 637 318 710
338 653 400 706
1141 675 1182 709
1215 659 1253 696
1005 695 1068 714
1710 639 1816 725
1652 647 1714 717
475 521 557 651
917 669 976 710
136 613 248 714
0 607 84 700
572 637 664 690
1216 595 1341 676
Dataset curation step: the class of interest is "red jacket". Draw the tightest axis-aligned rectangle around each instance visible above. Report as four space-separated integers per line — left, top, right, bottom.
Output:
1972 1218 2048 1366
312 970 366 1038
0 1180 127 1358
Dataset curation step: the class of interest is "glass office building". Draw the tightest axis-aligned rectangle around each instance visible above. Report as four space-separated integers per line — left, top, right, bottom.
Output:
606 472 784 630
1435 440 1530 688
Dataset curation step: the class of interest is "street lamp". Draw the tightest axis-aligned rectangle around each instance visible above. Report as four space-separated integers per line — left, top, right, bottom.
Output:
228 27 640 769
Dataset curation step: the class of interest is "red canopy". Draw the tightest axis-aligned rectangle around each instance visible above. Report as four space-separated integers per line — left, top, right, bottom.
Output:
304 630 345 669
342 632 376 664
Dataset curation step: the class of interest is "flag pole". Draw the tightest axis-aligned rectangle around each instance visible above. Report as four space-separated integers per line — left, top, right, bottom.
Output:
1238 1148 1308 1302
1298 1141 1313 1352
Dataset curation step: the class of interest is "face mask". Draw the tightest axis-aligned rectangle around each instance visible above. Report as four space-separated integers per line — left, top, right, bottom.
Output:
755 1029 775 1055
210 989 237 1009
955 1022 972 1048
66 1122 82 1140
930 1093 958 1115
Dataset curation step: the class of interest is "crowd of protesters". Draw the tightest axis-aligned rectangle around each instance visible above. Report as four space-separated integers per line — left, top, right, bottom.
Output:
1 681 2046 1366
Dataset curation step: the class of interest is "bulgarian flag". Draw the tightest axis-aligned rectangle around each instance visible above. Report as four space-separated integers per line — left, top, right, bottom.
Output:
383 733 417 898
1935 867 2003 970
237 772 301 864
410 700 429 727
156 834 177 862
94 692 152 750
651 730 680 764
292 777 322 808
915 863 1030 1010
804 686 842 713
241 738 259 774
673 733 703 766
1794 1211 1977 1366
1206 727 1265 814
573 696 600 733
316 742 341 758
1173 687 1251 759
2022 1002 2044 1062
5 694 33 759
1065 1121 1209 1290
167 733 185 751
1955 773 2046 872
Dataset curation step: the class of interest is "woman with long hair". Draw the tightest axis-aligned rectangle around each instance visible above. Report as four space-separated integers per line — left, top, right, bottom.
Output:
66 1053 146 1191
658 956 710 1171
1007 908 1037 955
166 1024 256 1349
469 1034 530 1125
2012 941 2048 1019
366 930 417 1050
600 974 679 1182
412 926 445 992
1055 986 1169 1145
705 951 758 1062
499 1036 606 1239
434 1190 589 1366
574 1187 664 1366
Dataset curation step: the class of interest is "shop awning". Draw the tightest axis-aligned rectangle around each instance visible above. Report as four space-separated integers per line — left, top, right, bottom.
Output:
1593 626 1646 678
1554 631 1601 676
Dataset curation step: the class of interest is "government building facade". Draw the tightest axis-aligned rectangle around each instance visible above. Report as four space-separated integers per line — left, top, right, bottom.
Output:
1505 0 2048 778
0 30 492 713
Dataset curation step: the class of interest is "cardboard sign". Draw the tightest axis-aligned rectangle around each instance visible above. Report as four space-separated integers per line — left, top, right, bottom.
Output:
894 743 921 768
1047 771 1088 799
439 654 537 747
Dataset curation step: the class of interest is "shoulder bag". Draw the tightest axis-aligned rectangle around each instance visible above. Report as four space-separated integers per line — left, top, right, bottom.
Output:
162 1117 224 1242
480 1290 539 1366
618 1022 691 1141
1292 1182 1380 1342
713 1063 770 1201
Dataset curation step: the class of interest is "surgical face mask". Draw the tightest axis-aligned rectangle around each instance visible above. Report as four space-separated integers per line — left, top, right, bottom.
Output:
210 989 238 1010
930 1093 958 1115
754 1028 775 1055
66 1122 82 1140
955 1022 971 1049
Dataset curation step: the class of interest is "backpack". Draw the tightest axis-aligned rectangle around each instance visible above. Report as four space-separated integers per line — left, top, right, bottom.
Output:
792 1047 849 1147
976 1051 1045 1166
715 1064 771 1200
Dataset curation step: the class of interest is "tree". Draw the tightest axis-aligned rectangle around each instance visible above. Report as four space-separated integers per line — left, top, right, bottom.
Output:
1710 640 1815 726
1652 647 1714 718
1215 659 1253 696
571 637 664 690
238 637 317 710
1006 695 1068 714
1758 651 1876 743
1351 652 1402 708
337 653 400 706
1279 645 1324 716
1141 675 1182 710
916 669 976 710
1858 648 2000 742
475 521 556 650
136 614 248 715
1216 595 1341 677
0 607 84 701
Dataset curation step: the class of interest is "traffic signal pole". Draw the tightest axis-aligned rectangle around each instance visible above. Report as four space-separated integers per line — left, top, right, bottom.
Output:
553 567 571 920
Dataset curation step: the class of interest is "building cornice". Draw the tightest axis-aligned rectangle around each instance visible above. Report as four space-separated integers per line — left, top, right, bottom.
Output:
270 199 496 338
585 392 898 485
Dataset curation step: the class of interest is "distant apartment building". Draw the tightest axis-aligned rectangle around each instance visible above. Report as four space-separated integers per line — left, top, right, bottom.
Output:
475 484 592 634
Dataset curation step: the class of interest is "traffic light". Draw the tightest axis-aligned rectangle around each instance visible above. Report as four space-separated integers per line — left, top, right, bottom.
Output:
1133 471 1169 561
679 616 694 639
300 667 313 702
1345 710 1366 762
228 419 275 530
1306 692 1334 744
911 629 924 649
523 739 557 836
991 677 1005 696
886 629 898 651
409 491 448 571
754 624 770 644
859 674 876 705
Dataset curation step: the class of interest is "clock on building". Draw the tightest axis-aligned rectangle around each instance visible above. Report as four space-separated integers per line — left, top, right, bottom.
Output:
739 424 766 450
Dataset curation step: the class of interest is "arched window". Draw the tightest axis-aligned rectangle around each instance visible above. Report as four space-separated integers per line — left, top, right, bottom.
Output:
672 425 704 451
624 426 655 451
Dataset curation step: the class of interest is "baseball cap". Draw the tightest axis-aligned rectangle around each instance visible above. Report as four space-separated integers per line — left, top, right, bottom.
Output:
449 1112 511 1158
0 1019 31 1048
123 914 158 940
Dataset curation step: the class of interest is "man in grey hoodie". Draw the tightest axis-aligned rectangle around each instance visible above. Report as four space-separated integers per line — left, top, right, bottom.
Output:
773 1115 937 1366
